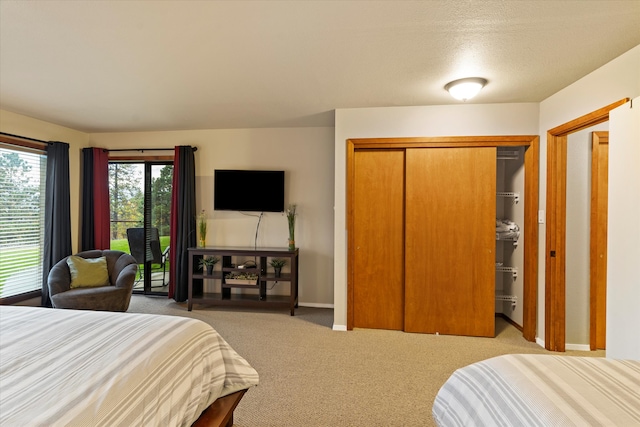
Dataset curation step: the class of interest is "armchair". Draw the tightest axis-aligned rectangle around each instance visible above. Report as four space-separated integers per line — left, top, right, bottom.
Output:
48 250 138 311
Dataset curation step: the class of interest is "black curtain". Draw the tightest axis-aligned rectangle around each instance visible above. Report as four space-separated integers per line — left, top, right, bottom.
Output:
81 148 95 251
42 142 72 307
168 146 196 302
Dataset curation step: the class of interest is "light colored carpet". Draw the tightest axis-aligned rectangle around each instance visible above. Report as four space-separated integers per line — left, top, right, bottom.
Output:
128 295 603 427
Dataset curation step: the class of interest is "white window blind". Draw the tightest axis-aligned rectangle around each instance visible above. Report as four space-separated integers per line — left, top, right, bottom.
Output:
0 145 47 299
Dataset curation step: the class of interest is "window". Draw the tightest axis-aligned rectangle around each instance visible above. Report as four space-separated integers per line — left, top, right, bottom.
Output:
0 143 47 300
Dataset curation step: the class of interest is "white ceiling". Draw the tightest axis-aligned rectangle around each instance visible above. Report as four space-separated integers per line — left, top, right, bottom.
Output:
1 1 639 133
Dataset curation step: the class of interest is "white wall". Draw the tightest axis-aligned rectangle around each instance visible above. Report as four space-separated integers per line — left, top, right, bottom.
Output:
333 103 540 330
607 97 640 360
90 127 335 306
538 44 640 347
0 109 90 252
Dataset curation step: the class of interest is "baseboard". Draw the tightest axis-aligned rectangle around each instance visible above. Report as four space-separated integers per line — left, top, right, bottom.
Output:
299 302 334 309
533 337 591 352
332 324 347 331
565 343 592 352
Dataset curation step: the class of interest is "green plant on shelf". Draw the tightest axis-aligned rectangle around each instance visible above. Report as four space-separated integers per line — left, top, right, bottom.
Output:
226 272 259 280
198 256 220 270
269 258 287 268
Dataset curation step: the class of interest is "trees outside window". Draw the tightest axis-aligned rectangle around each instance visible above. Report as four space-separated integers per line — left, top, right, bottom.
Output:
0 146 46 300
109 163 143 240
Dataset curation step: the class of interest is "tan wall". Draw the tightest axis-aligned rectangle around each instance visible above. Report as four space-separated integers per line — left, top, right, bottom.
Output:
90 127 335 306
0 110 335 306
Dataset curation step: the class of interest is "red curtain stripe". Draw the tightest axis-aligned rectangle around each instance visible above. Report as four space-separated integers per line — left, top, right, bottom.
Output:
93 148 110 250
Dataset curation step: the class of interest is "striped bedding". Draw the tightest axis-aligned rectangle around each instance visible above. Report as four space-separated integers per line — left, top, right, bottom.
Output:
433 354 640 427
0 306 259 426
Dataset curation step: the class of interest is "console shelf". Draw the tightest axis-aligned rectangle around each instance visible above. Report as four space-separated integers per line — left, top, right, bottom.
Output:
187 246 299 315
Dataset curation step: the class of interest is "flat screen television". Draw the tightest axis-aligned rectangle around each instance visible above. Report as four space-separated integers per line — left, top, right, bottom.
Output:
214 169 285 212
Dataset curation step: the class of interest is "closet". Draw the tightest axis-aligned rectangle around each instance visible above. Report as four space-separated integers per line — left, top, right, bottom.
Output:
495 147 525 328
347 136 539 339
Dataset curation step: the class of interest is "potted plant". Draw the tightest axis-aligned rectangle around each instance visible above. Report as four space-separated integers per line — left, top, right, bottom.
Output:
199 256 219 275
225 272 259 285
198 210 207 247
269 258 287 277
286 204 297 251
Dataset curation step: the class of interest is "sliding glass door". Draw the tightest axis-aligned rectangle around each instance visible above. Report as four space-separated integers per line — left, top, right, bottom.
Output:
109 161 173 295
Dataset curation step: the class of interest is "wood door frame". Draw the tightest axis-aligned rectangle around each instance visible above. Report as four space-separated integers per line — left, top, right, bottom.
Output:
347 135 539 341
590 131 608 350
544 99 628 352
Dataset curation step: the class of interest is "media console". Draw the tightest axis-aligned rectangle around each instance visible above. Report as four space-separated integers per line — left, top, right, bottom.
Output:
187 246 299 315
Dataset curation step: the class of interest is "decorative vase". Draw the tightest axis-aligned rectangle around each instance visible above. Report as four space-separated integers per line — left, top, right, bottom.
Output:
288 239 295 251
199 237 206 248
274 267 282 278
206 265 214 275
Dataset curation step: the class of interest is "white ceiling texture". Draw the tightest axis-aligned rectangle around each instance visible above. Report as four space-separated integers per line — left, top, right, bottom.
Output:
1 0 639 133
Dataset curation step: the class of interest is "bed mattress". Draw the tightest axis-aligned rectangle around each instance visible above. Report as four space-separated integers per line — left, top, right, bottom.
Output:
0 305 259 426
433 353 640 426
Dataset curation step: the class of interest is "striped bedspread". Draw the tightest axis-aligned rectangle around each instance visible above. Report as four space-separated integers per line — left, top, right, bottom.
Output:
433 354 640 427
0 306 259 426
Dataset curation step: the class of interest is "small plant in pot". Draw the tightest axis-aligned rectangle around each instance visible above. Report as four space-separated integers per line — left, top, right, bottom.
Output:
199 256 219 275
269 258 287 277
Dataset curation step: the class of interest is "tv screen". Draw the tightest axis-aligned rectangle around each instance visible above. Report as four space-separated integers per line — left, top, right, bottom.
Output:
214 170 285 212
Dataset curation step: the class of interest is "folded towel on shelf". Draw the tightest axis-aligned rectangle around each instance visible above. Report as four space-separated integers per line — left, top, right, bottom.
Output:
496 219 520 240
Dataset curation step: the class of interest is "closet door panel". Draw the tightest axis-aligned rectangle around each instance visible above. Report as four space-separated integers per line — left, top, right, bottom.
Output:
405 147 496 337
353 150 405 330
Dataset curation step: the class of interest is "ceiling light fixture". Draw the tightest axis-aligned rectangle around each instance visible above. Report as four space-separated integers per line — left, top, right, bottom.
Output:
444 77 488 102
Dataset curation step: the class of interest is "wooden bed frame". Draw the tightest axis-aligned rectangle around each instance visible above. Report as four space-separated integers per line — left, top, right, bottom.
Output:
193 390 247 427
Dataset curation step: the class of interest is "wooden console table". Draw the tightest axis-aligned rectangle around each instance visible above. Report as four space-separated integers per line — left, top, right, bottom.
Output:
187 246 299 315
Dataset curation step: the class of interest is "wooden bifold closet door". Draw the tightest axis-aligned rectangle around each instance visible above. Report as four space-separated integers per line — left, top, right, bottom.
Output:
404 147 495 337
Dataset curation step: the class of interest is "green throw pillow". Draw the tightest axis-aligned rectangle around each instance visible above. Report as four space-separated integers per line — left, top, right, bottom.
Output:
66 255 110 289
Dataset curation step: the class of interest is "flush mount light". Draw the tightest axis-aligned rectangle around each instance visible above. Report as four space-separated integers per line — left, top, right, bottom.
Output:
444 77 488 101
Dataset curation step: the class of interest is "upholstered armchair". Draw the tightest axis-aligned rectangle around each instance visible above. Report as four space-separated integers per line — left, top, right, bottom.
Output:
48 250 138 312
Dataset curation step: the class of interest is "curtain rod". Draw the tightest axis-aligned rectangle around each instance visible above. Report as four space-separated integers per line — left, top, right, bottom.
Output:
0 131 48 144
0 132 198 152
108 147 197 152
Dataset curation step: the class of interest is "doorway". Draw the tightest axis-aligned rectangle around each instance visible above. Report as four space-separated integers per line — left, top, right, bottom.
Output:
544 98 627 352
109 161 173 295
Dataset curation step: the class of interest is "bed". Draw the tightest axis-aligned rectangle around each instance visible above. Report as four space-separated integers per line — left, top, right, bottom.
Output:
0 305 259 426
433 354 640 426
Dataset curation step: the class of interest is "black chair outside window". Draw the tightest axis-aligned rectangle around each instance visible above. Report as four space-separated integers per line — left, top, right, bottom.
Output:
126 227 169 288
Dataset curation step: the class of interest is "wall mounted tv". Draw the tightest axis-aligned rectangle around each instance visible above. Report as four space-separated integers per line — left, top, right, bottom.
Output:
214 169 285 212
